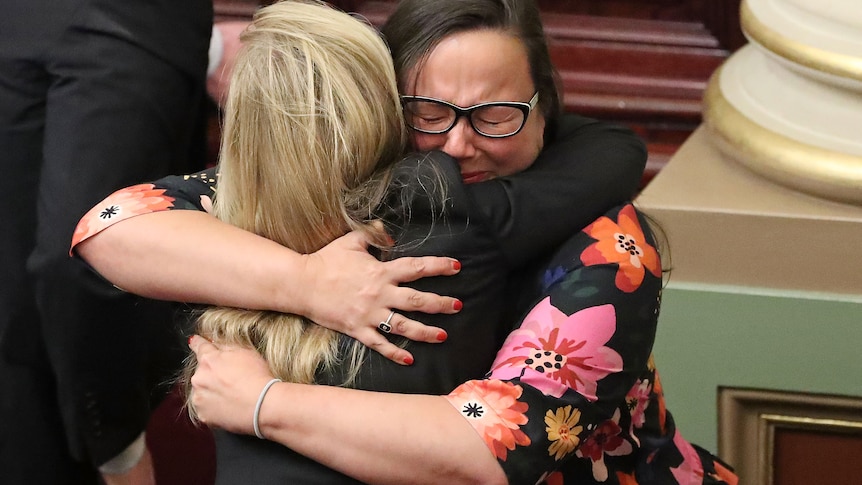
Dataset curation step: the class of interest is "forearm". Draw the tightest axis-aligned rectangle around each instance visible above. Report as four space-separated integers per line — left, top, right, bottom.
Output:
76 210 305 314
258 384 507 485
77 209 459 362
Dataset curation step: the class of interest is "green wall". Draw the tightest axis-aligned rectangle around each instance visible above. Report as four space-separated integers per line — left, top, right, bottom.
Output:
651 283 862 452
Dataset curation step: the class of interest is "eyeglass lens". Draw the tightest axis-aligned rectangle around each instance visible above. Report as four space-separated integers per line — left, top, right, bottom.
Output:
403 100 527 137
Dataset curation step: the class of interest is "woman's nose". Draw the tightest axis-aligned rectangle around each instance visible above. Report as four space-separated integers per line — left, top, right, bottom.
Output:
441 118 477 160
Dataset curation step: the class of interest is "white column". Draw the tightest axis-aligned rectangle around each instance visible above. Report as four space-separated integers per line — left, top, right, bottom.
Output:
636 0 862 296
703 0 862 204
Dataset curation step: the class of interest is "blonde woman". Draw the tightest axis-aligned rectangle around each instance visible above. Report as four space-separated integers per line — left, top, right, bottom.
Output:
183 0 408 391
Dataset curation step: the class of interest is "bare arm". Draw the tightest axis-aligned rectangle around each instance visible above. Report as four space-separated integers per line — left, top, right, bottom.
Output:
188 336 507 485
77 209 460 364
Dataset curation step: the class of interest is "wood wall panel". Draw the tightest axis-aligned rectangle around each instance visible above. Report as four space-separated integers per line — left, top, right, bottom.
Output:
214 0 262 21
773 428 862 485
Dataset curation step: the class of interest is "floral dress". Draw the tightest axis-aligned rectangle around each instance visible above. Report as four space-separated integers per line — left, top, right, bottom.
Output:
445 204 738 485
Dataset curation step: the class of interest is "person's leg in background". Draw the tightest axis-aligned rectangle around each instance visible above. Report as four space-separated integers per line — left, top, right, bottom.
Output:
0 2 208 482
0 3 100 482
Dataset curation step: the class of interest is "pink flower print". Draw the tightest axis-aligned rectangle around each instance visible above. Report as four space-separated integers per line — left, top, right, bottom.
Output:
669 429 705 485
445 380 531 461
576 409 633 482
626 378 652 438
71 184 174 252
199 194 213 213
489 297 623 400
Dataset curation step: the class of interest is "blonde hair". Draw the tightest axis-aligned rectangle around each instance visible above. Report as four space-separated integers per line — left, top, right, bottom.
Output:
184 0 408 416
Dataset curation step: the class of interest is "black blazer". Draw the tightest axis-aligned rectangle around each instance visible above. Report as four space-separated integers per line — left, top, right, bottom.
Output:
0 0 212 478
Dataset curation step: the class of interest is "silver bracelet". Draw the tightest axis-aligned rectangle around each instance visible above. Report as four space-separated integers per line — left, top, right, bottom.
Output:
253 378 282 439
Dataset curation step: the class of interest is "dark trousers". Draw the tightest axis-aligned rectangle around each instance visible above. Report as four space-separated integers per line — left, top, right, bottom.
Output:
0 3 206 482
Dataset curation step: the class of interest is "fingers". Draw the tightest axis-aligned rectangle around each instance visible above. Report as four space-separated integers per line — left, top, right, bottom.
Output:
188 334 216 356
381 311 448 344
386 255 461 283
359 329 416 366
354 311 449 366
388 285 462 316
308 229 463 366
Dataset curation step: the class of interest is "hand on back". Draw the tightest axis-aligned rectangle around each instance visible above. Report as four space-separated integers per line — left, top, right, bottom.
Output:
298 229 461 365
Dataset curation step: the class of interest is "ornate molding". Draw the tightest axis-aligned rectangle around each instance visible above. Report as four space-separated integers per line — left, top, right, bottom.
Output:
741 0 862 83
703 64 862 205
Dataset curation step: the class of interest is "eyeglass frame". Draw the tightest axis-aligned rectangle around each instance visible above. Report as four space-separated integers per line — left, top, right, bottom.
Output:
400 92 540 139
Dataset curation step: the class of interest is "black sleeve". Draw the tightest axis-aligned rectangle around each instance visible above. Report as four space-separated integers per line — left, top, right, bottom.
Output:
151 167 219 211
466 114 647 267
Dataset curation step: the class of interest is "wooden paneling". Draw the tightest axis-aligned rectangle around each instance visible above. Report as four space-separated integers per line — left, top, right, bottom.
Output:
214 0 262 21
774 428 862 485
537 0 746 51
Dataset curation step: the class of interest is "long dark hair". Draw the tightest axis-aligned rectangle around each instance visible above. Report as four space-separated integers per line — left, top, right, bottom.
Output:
381 0 562 136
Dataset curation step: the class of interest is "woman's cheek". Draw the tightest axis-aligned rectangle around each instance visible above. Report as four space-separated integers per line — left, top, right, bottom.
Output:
410 132 441 151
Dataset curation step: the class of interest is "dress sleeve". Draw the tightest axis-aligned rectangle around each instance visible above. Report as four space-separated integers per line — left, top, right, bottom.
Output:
444 203 663 484
70 168 218 254
466 115 647 268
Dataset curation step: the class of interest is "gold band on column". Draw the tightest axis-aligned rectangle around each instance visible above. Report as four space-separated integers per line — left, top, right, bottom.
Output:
703 67 862 205
740 0 862 83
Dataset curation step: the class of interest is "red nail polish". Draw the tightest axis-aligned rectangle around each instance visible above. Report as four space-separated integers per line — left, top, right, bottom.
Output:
452 260 461 271
437 330 448 342
403 356 414 365
453 299 463 311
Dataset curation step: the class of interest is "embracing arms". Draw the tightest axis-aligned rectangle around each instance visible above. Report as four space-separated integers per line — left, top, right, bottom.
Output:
71 115 645 362
189 335 507 485
190 203 663 485
72 174 460 363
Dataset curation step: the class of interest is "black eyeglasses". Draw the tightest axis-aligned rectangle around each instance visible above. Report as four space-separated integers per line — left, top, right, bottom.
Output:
400 92 539 138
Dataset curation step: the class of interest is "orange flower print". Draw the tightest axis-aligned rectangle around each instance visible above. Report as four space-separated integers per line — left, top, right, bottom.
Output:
545 405 583 460
445 380 531 461
616 470 639 485
580 204 660 293
536 471 565 485
650 358 668 434
712 461 740 485
71 184 174 252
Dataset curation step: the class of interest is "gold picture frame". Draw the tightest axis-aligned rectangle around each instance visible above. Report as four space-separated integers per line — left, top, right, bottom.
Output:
718 387 862 485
